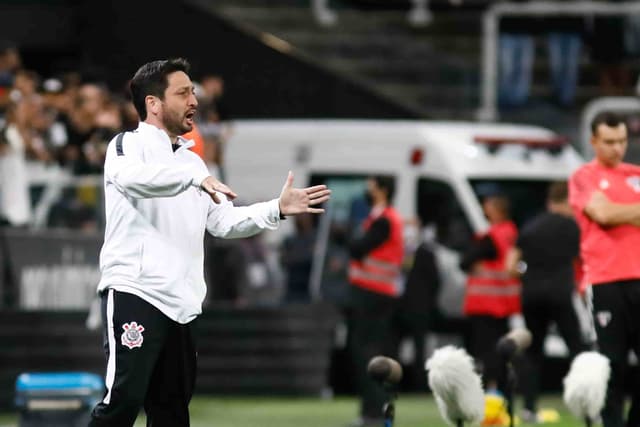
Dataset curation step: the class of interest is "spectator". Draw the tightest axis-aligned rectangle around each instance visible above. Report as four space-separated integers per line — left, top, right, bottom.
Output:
40 77 79 165
408 0 467 27
281 213 317 303
197 75 230 180
0 40 21 111
0 95 51 226
199 75 229 123
498 0 538 108
589 0 631 96
544 14 585 107
312 0 337 27
13 69 39 98
460 193 520 393
408 0 433 27
59 82 119 173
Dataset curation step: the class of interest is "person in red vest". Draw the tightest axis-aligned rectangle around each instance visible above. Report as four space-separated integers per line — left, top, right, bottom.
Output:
181 122 205 160
347 175 404 427
460 191 521 393
569 111 640 427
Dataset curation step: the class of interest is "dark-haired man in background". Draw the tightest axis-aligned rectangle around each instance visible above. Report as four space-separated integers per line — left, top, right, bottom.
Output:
506 181 587 422
347 175 404 427
89 58 331 427
569 111 640 427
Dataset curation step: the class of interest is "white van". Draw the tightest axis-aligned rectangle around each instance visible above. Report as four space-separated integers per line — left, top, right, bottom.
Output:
224 120 584 323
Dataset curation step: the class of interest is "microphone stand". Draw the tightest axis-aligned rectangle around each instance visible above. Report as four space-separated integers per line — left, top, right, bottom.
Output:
382 384 397 427
504 360 517 427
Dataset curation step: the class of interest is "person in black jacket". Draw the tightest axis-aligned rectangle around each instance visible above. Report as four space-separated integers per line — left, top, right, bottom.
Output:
393 223 441 391
506 181 588 421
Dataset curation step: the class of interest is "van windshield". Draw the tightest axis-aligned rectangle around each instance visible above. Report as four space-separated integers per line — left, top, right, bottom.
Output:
308 174 369 305
468 179 557 228
417 178 473 252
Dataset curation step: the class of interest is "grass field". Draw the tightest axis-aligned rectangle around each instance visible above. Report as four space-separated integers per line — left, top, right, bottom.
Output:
0 394 588 427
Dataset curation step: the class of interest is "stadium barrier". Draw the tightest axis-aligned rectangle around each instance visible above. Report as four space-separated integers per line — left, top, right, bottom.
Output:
0 228 102 310
0 305 338 409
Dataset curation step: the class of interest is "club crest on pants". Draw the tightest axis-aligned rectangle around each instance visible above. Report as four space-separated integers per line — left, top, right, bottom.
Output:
121 322 145 349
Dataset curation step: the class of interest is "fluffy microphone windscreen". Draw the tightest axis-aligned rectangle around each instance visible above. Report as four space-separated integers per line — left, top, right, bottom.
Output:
367 356 403 384
425 346 485 426
563 351 610 421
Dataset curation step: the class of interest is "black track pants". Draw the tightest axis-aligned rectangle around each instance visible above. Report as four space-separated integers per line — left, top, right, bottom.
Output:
89 289 197 427
592 280 640 427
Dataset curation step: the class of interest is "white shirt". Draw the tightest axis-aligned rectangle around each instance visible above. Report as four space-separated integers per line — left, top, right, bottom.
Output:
0 125 31 226
98 122 281 323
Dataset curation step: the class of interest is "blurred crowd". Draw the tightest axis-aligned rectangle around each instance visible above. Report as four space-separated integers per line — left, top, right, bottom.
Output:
496 0 637 109
316 0 640 109
0 40 230 229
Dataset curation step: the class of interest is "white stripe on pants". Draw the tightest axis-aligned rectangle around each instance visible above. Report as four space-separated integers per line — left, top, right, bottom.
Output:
103 289 116 404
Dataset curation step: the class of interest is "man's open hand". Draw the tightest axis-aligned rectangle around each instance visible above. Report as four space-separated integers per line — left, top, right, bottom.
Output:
201 176 238 204
279 171 331 216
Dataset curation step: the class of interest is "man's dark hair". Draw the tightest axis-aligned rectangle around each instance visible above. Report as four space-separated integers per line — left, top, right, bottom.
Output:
371 175 396 202
547 181 568 204
129 58 191 120
591 111 626 136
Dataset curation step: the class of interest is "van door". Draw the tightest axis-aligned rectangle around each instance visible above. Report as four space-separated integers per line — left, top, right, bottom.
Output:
307 174 370 306
415 177 474 320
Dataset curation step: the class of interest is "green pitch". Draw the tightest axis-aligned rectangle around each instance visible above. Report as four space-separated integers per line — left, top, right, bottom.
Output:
143 394 584 427
0 394 586 427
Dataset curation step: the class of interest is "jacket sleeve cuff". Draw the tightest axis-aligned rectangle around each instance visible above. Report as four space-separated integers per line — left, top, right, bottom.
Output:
191 169 211 188
268 198 283 222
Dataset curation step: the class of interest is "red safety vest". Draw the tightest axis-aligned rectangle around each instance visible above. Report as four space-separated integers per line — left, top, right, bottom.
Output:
349 207 404 297
463 221 521 317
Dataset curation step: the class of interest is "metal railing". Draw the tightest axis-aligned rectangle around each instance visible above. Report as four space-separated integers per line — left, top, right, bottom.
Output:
478 1 640 122
26 165 104 229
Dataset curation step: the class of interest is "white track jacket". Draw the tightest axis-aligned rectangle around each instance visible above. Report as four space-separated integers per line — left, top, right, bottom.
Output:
98 122 281 323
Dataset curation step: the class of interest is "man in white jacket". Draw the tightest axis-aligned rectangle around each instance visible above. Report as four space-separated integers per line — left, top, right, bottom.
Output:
89 58 331 427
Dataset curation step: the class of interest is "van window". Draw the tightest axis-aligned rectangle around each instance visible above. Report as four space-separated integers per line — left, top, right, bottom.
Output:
309 174 370 305
417 178 473 251
309 174 369 229
469 179 552 227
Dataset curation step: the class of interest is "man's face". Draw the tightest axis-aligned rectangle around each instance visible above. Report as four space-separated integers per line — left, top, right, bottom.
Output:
482 198 495 220
366 178 387 205
159 71 198 136
482 196 505 222
78 84 104 117
591 123 628 167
